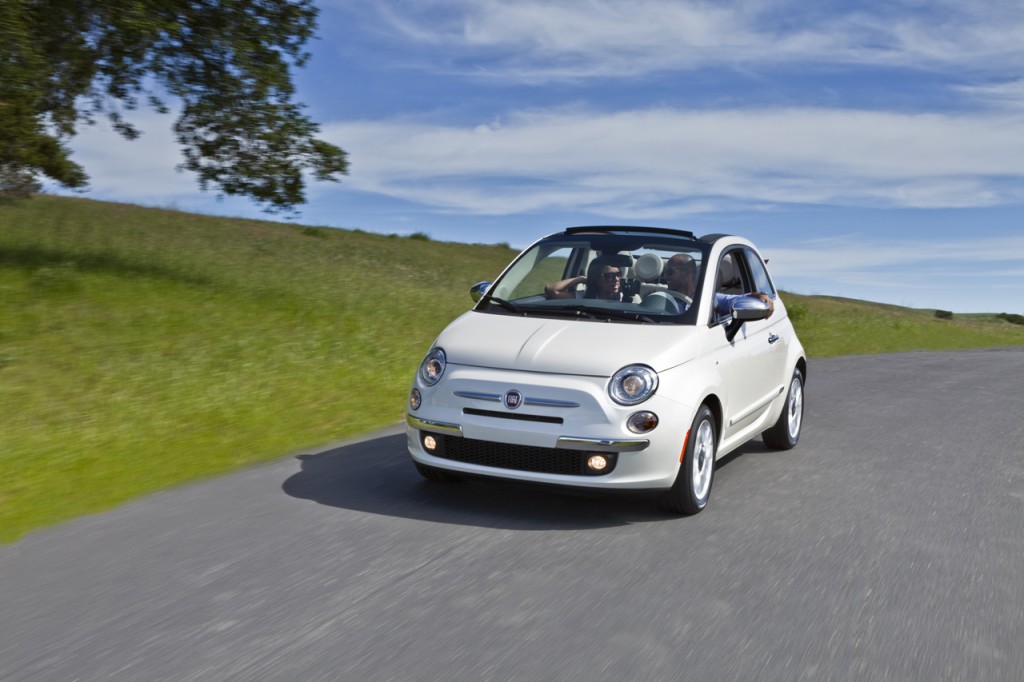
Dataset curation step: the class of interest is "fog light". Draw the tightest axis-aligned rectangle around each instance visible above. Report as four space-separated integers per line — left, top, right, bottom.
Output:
423 434 438 452
409 388 422 411
627 411 659 434
587 454 609 472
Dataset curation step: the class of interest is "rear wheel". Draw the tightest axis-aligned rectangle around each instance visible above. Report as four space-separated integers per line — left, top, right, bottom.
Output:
659 405 716 515
763 367 804 450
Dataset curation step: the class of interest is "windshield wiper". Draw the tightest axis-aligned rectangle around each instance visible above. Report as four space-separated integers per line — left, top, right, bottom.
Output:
555 304 656 324
481 294 525 314
531 306 598 320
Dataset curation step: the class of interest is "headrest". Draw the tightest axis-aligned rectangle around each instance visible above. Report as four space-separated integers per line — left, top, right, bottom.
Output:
633 252 664 281
718 256 739 290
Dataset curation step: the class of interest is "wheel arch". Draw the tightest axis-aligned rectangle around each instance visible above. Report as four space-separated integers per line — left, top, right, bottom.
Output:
701 393 724 444
794 355 808 387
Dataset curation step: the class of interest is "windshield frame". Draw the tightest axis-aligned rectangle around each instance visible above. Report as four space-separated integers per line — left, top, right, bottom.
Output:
474 229 712 326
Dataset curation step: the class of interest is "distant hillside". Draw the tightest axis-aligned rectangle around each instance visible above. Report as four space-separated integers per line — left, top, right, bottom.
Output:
780 292 1024 357
1 196 1022 541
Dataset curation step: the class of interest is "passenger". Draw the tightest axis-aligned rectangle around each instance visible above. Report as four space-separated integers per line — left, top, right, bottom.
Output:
717 290 774 318
546 256 628 301
655 253 775 317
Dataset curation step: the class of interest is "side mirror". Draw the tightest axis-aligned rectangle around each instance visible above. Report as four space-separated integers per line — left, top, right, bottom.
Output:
469 281 491 302
725 296 771 341
731 296 771 322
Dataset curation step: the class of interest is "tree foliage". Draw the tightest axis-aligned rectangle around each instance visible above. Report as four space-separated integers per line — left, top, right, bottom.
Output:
0 0 347 209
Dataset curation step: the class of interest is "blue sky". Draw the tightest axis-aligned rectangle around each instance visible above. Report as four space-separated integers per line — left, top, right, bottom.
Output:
56 0 1024 313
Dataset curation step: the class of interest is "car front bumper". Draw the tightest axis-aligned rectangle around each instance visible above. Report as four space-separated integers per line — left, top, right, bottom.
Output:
406 364 695 490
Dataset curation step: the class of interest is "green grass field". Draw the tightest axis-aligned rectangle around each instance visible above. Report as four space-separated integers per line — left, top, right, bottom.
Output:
2 196 1023 541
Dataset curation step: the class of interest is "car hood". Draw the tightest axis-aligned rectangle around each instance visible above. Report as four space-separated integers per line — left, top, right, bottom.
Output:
434 311 700 376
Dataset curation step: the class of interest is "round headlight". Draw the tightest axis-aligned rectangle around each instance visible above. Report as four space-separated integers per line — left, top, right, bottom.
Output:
609 365 659 405
418 348 446 386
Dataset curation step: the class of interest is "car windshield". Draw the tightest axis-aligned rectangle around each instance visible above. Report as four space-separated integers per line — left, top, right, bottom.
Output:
476 231 710 325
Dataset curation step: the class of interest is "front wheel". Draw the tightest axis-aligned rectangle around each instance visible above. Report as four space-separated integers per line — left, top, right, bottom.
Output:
762 367 804 450
659 405 717 515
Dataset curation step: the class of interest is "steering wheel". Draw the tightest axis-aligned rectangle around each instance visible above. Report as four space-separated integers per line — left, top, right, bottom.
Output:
667 290 693 306
642 290 687 314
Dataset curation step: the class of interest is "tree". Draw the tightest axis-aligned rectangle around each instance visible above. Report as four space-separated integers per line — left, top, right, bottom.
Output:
0 0 347 209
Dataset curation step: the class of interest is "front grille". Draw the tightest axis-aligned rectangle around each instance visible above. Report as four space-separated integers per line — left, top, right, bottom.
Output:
435 435 616 476
462 408 563 424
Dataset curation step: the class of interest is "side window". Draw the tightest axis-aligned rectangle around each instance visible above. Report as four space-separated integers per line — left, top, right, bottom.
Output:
743 248 776 297
716 250 748 295
712 249 751 322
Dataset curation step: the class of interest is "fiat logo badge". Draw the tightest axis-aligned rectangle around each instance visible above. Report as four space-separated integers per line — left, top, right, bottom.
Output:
503 390 523 410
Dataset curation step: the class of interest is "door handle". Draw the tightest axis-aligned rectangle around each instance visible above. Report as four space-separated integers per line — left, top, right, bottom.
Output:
768 334 780 344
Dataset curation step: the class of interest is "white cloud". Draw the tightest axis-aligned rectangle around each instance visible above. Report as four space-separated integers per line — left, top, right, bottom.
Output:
60 103 1024 224
764 234 1024 280
51 112 306 221
57 112 196 203
763 232 1024 311
958 79 1024 110
321 106 1024 216
356 0 1024 80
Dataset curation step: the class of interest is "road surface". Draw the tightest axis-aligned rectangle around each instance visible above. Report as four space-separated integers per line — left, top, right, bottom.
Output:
2 348 1023 680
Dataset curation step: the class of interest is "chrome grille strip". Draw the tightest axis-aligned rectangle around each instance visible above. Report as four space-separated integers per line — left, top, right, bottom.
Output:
453 391 501 402
523 398 580 408
454 391 579 408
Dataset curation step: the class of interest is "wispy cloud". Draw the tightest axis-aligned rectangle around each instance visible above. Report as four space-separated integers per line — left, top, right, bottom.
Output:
764 233 1024 308
321 106 1024 216
352 0 1024 80
957 79 1024 110
765 234 1024 278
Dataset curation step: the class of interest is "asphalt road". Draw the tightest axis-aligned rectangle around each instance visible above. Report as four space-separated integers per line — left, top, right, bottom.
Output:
2 348 1023 681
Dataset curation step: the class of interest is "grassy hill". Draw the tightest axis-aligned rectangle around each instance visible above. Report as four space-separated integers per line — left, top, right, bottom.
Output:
2 196 1023 541
781 293 1024 357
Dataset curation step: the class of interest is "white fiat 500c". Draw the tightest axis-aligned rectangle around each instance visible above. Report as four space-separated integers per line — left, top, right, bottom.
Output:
406 226 806 514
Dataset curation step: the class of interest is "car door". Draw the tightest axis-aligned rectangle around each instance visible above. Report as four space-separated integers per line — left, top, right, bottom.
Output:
742 245 791 397
705 247 780 444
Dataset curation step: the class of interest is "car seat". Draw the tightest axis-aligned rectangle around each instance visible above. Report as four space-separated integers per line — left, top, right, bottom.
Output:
632 252 666 298
717 254 744 295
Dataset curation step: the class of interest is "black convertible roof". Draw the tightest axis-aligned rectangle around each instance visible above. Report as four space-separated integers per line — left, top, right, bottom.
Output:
560 226 736 243
562 225 697 239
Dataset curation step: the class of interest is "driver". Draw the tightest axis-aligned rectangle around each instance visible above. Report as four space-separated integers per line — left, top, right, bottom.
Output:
655 253 775 317
664 254 698 299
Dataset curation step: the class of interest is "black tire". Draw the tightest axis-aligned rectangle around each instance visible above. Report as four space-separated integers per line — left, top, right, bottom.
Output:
762 367 804 450
659 405 717 515
414 462 461 482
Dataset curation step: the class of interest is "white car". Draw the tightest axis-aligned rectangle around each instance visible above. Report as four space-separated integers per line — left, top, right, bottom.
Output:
406 226 806 514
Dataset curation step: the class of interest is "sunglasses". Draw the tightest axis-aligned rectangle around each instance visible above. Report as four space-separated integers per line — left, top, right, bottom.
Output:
600 271 623 281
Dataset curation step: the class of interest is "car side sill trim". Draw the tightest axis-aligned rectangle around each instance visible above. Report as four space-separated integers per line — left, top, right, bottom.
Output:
729 385 785 426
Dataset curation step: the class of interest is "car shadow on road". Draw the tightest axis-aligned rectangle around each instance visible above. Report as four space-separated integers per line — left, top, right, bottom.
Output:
281 429 768 531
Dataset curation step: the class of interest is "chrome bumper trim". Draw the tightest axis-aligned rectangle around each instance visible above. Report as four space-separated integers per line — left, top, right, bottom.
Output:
406 415 464 436
556 436 649 452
